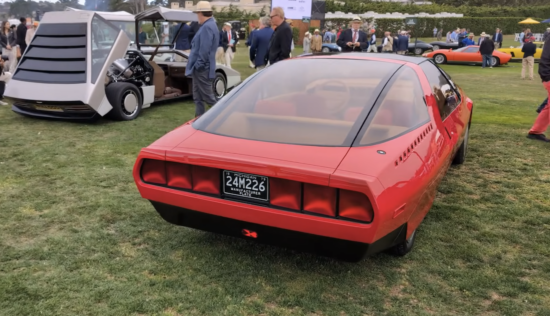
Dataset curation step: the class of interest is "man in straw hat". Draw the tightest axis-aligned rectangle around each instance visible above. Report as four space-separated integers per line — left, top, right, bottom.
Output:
311 29 322 53
477 32 487 45
479 32 494 69
185 1 220 117
268 7 292 64
221 22 238 69
337 16 367 52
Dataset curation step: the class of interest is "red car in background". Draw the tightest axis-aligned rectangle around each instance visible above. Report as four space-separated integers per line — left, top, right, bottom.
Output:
133 54 473 261
423 45 511 67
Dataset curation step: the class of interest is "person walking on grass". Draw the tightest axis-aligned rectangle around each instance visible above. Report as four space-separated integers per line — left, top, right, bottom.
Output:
522 36 537 80
480 33 494 69
249 16 273 72
185 1 219 118
526 34 550 142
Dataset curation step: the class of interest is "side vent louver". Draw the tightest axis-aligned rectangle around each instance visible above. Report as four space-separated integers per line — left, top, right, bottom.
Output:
395 123 433 166
13 23 87 84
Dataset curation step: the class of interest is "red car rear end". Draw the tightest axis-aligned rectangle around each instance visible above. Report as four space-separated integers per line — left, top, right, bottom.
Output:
133 55 472 261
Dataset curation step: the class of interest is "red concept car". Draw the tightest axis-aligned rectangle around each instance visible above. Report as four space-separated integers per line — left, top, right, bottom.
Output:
133 54 473 261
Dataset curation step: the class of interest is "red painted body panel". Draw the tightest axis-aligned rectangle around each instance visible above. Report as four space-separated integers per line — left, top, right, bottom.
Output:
132 56 473 254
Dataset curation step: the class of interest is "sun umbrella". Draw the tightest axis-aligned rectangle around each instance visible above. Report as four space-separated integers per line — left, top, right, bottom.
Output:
519 18 540 24
542 18 550 23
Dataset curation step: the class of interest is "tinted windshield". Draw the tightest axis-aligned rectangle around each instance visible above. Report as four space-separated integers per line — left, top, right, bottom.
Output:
193 58 401 147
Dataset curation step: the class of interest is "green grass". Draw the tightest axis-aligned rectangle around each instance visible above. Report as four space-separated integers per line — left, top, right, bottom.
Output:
1 42 550 316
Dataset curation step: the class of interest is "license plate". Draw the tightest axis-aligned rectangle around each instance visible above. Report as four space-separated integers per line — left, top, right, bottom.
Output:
35 105 62 112
223 170 269 202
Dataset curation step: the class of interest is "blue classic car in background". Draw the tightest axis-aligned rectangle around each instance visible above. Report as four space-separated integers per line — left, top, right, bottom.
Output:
321 43 342 52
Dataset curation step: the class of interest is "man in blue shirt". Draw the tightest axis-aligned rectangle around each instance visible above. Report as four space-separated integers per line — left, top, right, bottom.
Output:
185 1 220 117
461 33 475 47
174 22 191 62
323 29 333 43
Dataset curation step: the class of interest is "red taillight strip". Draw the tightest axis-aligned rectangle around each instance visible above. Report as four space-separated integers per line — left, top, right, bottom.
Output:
140 159 374 224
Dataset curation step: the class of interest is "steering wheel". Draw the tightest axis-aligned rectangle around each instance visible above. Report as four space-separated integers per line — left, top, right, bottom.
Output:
314 80 351 114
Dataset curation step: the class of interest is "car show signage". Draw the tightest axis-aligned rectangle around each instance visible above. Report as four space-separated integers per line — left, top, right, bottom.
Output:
405 17 417 26
271 0 313 20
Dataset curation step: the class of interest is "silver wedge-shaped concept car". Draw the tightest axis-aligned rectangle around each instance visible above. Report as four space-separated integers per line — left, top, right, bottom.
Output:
6 8 241 120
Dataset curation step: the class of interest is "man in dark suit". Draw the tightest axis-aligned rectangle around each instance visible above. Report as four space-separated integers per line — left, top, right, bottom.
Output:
246 25 258 68
250 16 274 71
16 17 27 55
337 16 367 52
268 7 292 65
492 28 503 48
397 31 409 55
220 22 238 68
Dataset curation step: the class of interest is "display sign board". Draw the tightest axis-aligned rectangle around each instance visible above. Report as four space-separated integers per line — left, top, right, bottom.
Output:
271 0 313 20
405 17 417 26
302 16 310 23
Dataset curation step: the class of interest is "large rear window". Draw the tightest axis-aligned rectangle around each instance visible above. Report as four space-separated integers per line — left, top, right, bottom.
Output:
193 58 401 147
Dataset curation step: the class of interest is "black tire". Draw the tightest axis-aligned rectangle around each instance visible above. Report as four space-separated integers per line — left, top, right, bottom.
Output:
491 56 500 67
452 124 469 165
106 82 142 121
212 72 227 101
432 44 440 50
390 229 417 257
434 54 447 64
414 47 423 55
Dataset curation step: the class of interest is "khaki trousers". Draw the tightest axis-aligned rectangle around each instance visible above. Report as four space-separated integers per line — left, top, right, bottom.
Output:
224 49 234 69
522 56 534 80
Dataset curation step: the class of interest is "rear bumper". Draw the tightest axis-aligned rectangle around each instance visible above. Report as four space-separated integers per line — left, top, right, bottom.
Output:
151 201 407 261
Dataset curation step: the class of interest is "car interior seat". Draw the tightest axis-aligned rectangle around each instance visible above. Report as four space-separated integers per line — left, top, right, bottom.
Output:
148 61 166 98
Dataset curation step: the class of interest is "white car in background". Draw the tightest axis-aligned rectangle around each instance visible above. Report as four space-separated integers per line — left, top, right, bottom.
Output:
6 7 241 121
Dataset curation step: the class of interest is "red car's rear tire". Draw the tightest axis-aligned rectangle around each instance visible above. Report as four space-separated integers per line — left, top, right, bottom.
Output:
452 124 469 165
390 229 417 257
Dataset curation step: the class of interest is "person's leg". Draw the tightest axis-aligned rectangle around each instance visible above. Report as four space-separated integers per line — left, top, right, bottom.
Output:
195 69 217 108
224 49 232 68
528 81 550 139
528 56 534 80
537 98 548 113
192 71 206 117
0 81 6 105
521 58 527 78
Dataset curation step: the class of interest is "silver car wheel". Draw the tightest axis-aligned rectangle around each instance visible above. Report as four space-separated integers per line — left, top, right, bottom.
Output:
122 91 138 115
432 45 440 50
322 47 330 52
414 47 423 55
434 55 445 64
491 56 497 67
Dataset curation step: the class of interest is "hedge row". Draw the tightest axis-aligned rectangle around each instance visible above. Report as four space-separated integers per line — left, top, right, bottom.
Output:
325 0 550 19
324 17 550 37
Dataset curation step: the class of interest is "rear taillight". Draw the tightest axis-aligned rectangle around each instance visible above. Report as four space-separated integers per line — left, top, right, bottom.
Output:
191 165 220 195
339 189 374 223
140 159 374 223
166 162 192 189
303 183 337 217
140 159 220 195
270 178 301 210
141 159 166 185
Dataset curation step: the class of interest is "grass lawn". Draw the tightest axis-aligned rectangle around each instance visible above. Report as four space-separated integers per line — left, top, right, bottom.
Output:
1 42 550 316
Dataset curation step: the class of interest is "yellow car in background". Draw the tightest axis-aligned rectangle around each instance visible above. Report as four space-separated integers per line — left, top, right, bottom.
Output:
498 42 543 61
